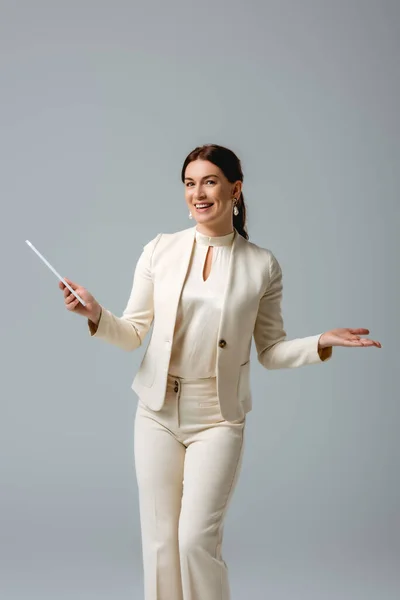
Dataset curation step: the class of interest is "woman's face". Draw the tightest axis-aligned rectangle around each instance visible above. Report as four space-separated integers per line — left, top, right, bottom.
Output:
184 159 241 232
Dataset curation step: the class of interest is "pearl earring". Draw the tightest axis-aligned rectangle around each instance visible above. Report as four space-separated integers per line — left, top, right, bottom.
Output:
188 211 193 219
233 200 239 216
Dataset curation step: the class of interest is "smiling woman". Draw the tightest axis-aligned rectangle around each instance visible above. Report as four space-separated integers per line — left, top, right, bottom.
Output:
59 142 381 600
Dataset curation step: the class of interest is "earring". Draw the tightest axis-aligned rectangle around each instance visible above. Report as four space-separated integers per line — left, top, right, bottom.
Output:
188 211 193 219
233 200 239 216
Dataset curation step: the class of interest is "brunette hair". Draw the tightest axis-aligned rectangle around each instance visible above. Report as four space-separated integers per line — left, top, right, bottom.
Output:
181 144 249 240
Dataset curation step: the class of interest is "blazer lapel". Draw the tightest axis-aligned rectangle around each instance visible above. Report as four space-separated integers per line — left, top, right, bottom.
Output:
216 231 247 387
217 230 245 335
164 226 197 333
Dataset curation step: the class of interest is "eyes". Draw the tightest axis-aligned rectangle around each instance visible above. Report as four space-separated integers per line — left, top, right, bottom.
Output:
185 179 216 187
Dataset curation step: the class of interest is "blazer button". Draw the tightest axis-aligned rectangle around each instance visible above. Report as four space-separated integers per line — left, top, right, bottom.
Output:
218 339 227 348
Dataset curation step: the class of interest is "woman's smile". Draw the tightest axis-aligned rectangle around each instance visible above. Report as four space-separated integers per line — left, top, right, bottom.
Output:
194 202 214 213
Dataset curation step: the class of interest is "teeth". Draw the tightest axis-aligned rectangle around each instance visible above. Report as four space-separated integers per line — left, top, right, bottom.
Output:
195 204 212 208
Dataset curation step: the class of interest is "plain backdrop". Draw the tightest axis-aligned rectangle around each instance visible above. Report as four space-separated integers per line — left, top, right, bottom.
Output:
1 1 399 598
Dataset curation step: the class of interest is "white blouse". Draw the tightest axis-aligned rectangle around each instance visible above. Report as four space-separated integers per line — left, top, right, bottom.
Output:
168 228 235 379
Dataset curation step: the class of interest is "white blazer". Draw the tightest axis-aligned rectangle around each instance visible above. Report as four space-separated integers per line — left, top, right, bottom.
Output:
90 226 332 422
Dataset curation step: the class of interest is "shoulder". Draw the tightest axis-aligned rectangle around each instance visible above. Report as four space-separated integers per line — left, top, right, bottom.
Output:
240 236 280 273
157 226 195 242
143 226 194 259
145 225 191 243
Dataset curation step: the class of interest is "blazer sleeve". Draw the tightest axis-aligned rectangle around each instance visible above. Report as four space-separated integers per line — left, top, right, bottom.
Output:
87 233 162 351
253 251 333 369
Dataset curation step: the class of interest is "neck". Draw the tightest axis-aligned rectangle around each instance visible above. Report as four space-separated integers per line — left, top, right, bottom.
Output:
195 222 234 237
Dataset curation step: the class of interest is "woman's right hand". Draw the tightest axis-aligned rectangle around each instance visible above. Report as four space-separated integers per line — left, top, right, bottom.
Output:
59 278 102 325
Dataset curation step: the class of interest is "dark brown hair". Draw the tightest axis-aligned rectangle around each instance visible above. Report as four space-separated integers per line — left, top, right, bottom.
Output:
181 144 249 240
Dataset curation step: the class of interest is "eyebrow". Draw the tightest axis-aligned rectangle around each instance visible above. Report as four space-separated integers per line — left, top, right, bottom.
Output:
184 174 220 181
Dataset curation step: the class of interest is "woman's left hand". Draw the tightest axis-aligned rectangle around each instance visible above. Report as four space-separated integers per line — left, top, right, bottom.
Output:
318 328 382 349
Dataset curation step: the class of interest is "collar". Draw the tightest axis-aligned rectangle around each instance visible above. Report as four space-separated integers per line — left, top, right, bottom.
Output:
195 228 236 247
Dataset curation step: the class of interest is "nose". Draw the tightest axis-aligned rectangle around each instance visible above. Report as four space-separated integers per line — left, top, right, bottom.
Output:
192 185 206 201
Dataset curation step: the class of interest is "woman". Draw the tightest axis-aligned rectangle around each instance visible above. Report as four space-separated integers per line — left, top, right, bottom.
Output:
59 144 381 600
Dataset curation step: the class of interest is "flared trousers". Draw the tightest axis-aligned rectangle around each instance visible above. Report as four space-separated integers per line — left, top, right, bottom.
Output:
133 373 246 600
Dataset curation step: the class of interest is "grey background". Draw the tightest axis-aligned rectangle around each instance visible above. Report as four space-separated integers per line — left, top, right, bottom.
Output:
1 0 399 598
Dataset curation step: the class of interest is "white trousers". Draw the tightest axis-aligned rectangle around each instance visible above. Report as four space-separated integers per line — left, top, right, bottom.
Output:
134 373 246 600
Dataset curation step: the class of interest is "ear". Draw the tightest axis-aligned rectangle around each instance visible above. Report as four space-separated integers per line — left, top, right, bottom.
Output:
232 181 242 198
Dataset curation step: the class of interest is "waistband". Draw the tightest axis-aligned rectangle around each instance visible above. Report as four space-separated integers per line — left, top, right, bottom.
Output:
167 373 217 396
167 373 216 383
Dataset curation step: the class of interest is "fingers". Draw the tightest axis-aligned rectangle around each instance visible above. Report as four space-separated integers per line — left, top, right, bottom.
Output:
356 333 381 348
348 339 381 348
350 328 370 335
348 328 381 348
64 277 78 289
59 277 77 290
66 296 80 311
61 280 80 300
59 277 87 314
65 292 77 305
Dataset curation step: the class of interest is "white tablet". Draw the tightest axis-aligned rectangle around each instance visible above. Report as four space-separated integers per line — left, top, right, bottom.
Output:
25 240 87 306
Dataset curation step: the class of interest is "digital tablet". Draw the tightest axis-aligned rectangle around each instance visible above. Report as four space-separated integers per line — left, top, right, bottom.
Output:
25 240 87 306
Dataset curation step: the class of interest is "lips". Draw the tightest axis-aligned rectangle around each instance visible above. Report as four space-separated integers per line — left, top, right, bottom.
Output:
194 203 213 212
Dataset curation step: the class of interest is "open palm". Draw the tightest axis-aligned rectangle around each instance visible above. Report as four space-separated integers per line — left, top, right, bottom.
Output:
319 328 381 349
